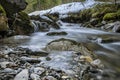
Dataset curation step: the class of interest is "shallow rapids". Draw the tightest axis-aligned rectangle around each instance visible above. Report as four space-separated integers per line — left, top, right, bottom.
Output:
20 21 120 73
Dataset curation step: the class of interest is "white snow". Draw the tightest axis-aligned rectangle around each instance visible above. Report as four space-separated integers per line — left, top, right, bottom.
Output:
29 0 95 16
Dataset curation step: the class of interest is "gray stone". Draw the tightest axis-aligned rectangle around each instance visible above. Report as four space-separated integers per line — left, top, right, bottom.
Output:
30 73 41 80
33 67 45 75
42 76 57 80
14 69 29 80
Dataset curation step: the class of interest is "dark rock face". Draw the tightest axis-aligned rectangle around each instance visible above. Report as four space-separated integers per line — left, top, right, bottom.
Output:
0 0 27 16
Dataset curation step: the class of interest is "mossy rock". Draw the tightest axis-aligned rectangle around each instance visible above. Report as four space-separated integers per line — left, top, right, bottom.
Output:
79 9 92 22
45 13 59 22
18 12 30 23
14 12 34 35
103 13 117 21
101 7 116 15
90 18 100 26
92 12 100 18
116 9 120 19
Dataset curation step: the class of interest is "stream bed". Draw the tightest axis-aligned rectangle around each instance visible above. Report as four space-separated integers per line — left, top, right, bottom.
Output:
0 22 120 80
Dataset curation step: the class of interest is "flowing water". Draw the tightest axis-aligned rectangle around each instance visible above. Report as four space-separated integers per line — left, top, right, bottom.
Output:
20 0 120 74
20 21 120 74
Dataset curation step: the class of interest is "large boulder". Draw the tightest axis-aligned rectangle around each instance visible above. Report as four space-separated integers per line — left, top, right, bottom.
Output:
14 12 34 35
0 0 27 16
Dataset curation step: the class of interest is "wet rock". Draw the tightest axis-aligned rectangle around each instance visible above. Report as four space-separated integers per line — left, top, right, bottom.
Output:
0 62 17 69
44 38 80 51
30 15 60 30
20 57 41 63
0 68 17 76
46 31 67 36
46 57 51 61
90 18 100 26
61 76 70 79
14 12 34 35
0 52 5 58
91 59 103 68
30 73 40 80
32 20 50 32
42 76 57 80
112 21 120 32
1 35 30 45
61 8 92 23
80 56 93 63
101 38 120 43
45 13 59 22
26 50 49 57
14 69 29 80
102 21 120 33
34 67 45 75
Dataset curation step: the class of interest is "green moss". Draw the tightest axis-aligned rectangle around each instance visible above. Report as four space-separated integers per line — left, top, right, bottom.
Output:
101 7 116 14
79 9 92 22
116 9 120 19
92 12 100 18
103 13 117 21
0 4 6 16
18 12 30 23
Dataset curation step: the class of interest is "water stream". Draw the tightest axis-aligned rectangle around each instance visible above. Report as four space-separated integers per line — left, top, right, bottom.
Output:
19 0 120 74
20 20 120 73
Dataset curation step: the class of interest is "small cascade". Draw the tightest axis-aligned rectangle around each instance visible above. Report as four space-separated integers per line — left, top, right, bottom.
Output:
31 20 50 32
31 20 39 32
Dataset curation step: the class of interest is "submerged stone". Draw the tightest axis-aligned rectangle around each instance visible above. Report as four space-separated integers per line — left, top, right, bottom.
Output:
46 31 67 36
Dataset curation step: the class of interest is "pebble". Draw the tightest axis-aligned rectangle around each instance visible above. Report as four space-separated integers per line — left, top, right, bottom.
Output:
34 67 45 75
80 56 93 63
42 76 57 80
20 57 41 63
62 76 69 79
30 73 41 80
91 59 103 68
